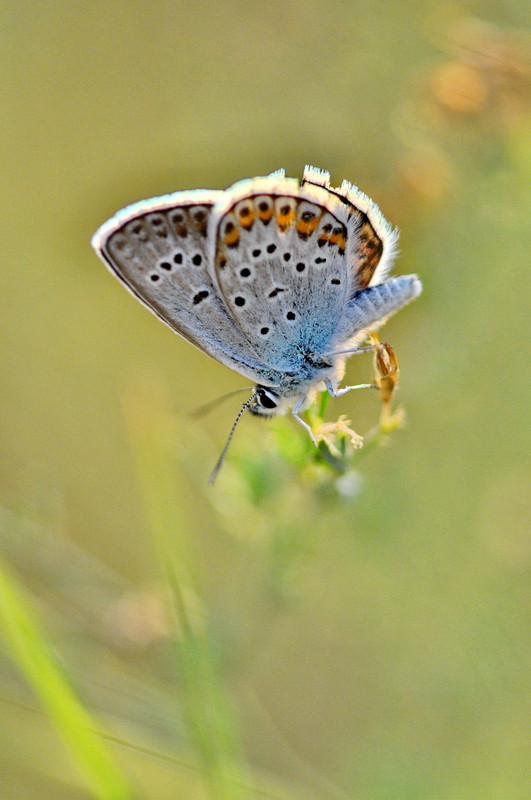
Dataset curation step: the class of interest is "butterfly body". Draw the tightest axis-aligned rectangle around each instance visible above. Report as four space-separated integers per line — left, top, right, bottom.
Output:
92 166 421 430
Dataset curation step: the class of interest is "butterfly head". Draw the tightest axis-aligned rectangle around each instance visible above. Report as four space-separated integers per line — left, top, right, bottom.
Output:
208 385 284 483
248 385 282 417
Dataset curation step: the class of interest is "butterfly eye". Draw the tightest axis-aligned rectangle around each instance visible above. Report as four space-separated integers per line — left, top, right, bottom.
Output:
256 387 278 409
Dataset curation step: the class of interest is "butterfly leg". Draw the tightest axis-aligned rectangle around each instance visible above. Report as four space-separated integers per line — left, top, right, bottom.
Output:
324 378 378 398
324 344 374 357
292 396 318 446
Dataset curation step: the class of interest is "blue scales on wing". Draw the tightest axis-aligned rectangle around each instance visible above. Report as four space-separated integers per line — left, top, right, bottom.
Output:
211 174 357 373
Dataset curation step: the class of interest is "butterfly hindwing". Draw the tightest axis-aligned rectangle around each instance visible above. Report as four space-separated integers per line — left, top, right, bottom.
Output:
211 176 353 370
302 166 399 291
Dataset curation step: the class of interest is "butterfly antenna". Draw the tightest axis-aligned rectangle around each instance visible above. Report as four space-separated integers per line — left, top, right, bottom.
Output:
191 387 254 419
208 393 257 485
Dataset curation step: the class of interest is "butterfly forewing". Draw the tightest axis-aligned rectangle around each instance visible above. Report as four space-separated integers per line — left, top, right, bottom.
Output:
93 192 279 383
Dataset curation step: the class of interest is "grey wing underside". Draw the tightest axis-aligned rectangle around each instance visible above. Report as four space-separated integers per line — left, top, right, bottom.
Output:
91 192 285 386
211 176 359 371
331 275 423 349
92 175 422 388
209 173 418 369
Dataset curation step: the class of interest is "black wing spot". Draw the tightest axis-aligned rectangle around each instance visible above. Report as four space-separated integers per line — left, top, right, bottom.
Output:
315 257 326 264
151 217 167 237
331 278 341 285
252 248 261 257
240 267 251 278
150 273 160 282
283 252 291 262
193 290 209 305
266 243 277 254
234 296 246 307
160 261 172 271
296 262 305 273
268 287 286 299
192 254 202 266
286 311 296 321
173 253 183 264
260 327 269 335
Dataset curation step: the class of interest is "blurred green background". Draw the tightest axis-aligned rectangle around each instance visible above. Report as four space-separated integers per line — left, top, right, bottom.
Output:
1 2 530 798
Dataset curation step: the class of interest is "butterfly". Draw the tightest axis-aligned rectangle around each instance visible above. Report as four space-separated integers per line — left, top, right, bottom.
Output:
92 166 422 479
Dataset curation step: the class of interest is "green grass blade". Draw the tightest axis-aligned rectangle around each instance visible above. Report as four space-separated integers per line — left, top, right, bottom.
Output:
123 378 249 800
0 556 136 800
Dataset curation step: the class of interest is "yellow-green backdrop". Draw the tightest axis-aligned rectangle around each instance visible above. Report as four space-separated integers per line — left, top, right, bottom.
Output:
1 2 529 799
